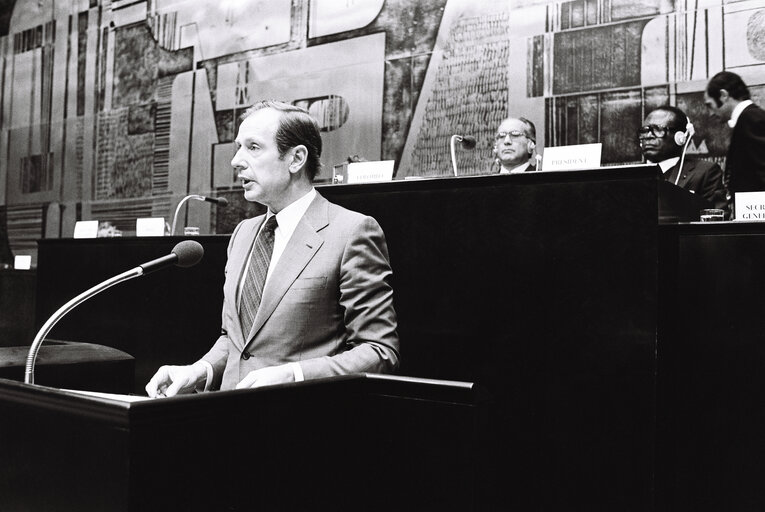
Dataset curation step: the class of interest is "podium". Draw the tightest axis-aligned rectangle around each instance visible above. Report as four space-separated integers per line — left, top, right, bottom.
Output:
0 374 485 512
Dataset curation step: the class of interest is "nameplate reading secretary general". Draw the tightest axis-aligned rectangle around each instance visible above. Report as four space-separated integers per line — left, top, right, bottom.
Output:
146 100 399 396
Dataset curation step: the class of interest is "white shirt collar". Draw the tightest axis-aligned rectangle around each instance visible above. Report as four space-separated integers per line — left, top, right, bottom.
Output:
651 156 680 174
500 161 530 174
728 99 753 128
268 187 317 242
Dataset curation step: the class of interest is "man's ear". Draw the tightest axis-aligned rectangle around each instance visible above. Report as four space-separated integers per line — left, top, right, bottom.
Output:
289 145 308 174
719 89 730 103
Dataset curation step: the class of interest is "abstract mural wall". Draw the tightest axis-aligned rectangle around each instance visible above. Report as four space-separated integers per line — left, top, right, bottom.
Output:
0 0 764 265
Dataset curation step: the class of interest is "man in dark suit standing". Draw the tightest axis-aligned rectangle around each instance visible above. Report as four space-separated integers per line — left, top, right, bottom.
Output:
638 106 727 210
146 100 399 396
705 71 765 201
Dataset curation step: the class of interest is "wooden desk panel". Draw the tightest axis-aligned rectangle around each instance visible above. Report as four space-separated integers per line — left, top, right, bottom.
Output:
0 269 36 347
657 222 765 512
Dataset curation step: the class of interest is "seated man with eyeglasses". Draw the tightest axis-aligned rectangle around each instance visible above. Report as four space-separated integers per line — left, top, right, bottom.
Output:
638 106 727 210
493 117 538 174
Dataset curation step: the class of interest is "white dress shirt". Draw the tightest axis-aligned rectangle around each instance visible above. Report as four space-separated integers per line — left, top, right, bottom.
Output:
729 99 753 129
499 161 531 174
651 156 680 175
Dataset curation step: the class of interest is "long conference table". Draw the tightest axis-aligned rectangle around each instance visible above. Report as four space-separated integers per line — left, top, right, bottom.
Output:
7 164 765 510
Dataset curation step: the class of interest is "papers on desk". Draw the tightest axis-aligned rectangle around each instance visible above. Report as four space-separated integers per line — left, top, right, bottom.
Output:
61 388 152 402
136 217 166 236
73 220 99 239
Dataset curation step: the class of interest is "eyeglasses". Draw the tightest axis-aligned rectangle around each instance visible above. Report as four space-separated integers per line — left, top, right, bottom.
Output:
495 130 529 141
637 125 670 139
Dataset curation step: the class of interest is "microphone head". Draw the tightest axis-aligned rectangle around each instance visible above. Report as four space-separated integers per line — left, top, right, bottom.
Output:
202 196 228 206
172 240 204 268
460 135 477 149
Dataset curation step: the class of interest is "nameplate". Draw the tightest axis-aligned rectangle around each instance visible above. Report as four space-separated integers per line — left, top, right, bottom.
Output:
542 143 602 171
14 255 31 270
346 160 394 184
136 217 166 236
735 191 765 221
73 220 99 239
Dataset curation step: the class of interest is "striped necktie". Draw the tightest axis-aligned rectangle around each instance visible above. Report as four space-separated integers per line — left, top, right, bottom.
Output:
239 215 278 337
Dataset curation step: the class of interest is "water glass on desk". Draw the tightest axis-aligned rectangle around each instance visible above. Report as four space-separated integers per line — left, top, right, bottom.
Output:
700 209 725 222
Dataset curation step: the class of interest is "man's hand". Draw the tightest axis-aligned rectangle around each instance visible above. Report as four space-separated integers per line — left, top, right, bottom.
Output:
145 363 207 398
235 364 295 389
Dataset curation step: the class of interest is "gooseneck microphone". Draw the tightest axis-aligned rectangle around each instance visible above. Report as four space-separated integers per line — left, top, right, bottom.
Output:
24 240 204 385
140 239 205 273
203 196 228 205
171 195 228 235
450 134 477 177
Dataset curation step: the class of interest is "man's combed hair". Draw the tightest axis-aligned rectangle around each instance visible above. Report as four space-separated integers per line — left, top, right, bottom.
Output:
242 100 323 181
707 71 751 104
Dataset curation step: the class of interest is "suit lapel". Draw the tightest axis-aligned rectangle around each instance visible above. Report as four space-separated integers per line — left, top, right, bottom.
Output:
244 194 329 344
669 159 696 185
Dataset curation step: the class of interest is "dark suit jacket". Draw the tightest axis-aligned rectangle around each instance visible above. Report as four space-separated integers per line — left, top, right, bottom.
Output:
664 158 728 210
727 103 765 193
202 192 400 390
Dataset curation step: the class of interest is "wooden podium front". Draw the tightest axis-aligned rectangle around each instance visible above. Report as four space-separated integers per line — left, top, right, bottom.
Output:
0 374 485 512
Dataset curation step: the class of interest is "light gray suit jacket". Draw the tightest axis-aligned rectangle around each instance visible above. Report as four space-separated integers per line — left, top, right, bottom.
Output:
202 192 400 390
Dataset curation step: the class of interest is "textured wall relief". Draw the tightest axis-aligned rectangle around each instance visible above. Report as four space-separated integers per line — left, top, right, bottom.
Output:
112 23 192 108
3 0 765 265
96 109 154 200
748 9 765 61
403 7 512 177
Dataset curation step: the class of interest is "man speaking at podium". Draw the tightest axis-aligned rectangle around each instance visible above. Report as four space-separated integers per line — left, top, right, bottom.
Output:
638 106 727 210
146 100 399 396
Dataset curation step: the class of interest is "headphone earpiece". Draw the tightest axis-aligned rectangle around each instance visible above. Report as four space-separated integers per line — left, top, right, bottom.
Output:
674 121 695 146
527 140 536 154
